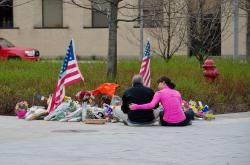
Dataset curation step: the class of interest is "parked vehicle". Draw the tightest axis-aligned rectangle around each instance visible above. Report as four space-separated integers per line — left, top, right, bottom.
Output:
0 38 40 61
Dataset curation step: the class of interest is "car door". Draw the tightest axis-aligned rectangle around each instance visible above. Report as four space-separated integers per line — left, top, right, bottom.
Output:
0 44 9 60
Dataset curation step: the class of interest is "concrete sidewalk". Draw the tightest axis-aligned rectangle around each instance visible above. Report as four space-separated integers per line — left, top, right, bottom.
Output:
0 112 250 165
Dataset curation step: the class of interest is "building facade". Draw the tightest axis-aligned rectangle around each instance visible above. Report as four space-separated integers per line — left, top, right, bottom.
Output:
0 0 247 58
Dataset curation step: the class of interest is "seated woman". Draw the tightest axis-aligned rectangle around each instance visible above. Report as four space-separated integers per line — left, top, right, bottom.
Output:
130 76 194 126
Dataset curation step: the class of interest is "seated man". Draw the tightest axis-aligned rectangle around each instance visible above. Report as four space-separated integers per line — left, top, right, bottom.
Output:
114 75 159 125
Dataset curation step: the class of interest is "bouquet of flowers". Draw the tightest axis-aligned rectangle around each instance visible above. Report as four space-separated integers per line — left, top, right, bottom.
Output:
183 100 215 120
14 101 29 119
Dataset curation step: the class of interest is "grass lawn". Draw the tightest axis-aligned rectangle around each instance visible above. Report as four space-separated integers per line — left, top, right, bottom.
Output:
0 56 249 115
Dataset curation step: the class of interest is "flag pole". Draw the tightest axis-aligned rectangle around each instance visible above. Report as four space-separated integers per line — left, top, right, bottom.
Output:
140 0 144 60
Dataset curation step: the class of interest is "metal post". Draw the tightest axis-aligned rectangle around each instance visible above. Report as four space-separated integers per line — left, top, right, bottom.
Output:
140 0 144 59
233 0 239 59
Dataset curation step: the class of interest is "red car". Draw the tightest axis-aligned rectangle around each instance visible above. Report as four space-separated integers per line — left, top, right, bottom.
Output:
0 38 40 61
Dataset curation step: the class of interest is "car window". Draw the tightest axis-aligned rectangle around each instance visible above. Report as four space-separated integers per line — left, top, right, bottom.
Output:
0 38 15 48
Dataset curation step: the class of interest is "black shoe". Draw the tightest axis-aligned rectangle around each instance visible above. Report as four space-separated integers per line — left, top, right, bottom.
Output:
187 120 192 125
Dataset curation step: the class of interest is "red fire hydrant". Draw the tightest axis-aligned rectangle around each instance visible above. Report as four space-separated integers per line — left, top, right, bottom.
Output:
202 58 219 81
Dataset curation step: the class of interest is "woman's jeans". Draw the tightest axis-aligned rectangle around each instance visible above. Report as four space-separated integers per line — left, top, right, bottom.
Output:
159 109 194 126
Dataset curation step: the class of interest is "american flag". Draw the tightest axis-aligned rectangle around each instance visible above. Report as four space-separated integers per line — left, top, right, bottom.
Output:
139 40 151 87
48 39 84 113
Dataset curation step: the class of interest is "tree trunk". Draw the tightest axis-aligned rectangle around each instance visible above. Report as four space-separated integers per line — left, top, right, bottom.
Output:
107 1 118 81
247 6 250 59
197 53 204 67
166 0 171 59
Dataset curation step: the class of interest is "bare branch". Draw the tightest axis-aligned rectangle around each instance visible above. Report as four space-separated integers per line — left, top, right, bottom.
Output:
146 0 187 61
0 0 35 7
0 0 8 6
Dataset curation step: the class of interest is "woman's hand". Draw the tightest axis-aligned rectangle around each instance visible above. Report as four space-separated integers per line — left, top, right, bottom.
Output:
129 104 138 110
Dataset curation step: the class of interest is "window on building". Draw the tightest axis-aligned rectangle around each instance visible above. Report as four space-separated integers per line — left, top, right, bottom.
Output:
42 0 63 28
92 0 109 28
0 0 13 28
143 0 163 28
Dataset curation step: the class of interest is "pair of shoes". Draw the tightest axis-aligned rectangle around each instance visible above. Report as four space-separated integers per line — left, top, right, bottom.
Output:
187 120 192 125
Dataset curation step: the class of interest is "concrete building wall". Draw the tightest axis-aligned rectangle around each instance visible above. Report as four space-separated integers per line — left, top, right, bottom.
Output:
0 0 246 58
0 0 141 58
221 8 247 57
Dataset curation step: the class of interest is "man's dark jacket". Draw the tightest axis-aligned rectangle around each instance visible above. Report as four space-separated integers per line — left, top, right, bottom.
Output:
121 83 158 123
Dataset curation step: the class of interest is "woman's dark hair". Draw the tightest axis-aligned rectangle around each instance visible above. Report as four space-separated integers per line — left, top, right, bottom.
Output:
157 76 176 89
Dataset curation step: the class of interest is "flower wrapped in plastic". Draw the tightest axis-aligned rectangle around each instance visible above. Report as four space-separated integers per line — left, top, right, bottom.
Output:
25 106 48 121
75 90 94 103
59 104 83 122
44 99 81 121
186 100 215 120
44 101 71 121
14 101 29 119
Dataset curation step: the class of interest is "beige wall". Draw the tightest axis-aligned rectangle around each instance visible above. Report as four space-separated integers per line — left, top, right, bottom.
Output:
0 0 246 58
221 8 247 57
0 0 139 58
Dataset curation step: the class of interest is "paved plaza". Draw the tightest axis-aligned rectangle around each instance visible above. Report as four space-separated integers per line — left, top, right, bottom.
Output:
0 112 250 165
